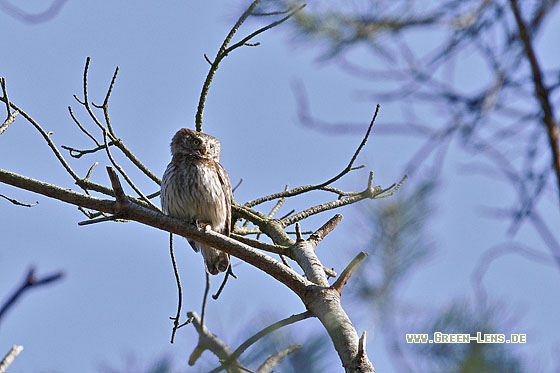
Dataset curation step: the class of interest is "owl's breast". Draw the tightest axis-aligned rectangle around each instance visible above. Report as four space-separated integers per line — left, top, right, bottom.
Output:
161 160 228 229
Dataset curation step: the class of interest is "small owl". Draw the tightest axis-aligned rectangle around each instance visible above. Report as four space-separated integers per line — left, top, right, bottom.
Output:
161 128 232 275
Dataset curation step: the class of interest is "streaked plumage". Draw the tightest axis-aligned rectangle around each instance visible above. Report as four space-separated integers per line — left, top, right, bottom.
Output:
161 128 232 275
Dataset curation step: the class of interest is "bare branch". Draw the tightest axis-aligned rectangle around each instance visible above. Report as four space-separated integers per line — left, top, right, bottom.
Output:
331 252 368 295
169 233 189 343
309 214 343 245
195 0 305 132
201 271 210 327
187 312 246 372
210 311 312 373
0 167 311 296
0 345 23 373
0 193 38 207
0 110 18 135
290 218 335 287
280 172 405 227
256 344 302 373
471 241 558 304
211 265 237 300
0 268 63 325
509 0 560 206
231 233 289 255
76 59 162 190
0 77 20 135
61 142 116 158
245 104 380 208
0 77 10 118
195 0 261 132
304 286 375 372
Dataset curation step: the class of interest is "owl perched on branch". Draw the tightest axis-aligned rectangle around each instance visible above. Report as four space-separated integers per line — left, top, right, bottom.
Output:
161 128 233 275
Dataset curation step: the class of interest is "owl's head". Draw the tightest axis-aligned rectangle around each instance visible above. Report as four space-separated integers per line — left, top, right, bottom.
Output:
170 128 221 161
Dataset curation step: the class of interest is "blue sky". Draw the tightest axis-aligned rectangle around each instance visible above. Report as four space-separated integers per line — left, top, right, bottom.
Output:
1 1 560 372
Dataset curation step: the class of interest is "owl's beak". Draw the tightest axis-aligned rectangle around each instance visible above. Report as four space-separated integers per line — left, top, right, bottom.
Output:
201 145 207 155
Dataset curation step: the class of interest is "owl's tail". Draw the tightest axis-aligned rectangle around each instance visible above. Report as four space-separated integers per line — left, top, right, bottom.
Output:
201 245 230 275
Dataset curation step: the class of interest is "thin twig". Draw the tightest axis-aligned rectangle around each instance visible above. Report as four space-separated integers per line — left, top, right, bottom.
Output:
245 104 380 208
169 233 185 343
62 142 116 158
195 1 305 132
209 311 312 373
0 78 10 119
3 100 82 181
223 4 306 56
231 234 289 255
280 171 404 228
67 105 101 146
509 0 560 206
96 65 119 135
268 185 289 218
201 271 210 327
102 129 159 210
196 0 263 132
256 344 302 373
0 193 38 207
212 265 237 300
72 58 162 187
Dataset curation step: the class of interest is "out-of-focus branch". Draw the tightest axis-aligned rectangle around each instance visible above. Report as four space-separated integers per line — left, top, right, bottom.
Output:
0 268 64 325
210 311 311 373
0 0 68 24
509 0 560 207
186 312 246 372
256 344 302 373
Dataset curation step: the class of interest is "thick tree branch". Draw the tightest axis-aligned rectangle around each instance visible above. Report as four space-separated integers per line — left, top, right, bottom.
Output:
0 167 310 297
304 286 375 372
1 166 377 371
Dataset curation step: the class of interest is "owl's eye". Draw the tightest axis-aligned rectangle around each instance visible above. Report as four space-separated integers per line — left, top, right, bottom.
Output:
192 139 201 146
